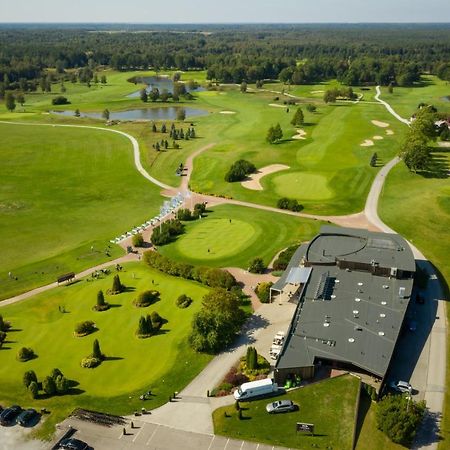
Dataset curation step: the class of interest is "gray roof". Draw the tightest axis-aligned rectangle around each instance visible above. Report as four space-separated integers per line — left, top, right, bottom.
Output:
286 267 312 285
275 226 415 378
306 226 415 273
272 244 308 292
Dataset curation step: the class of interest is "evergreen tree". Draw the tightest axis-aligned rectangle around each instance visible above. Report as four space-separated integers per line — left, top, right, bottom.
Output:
161 123 167 133
266 125 276 144
102 109 110 121
111 274 123 294
23 370 38 388
42 376 57 396
274 123 283 141
291 107 305 126
0 314 10 332
140 88 148 103
152 123 157 133
96 290 106 308
240 81 247 93
28 381 39 399
92 339 103 360
50 368 63 380
16 93 25 106
55 375 69 394
74 109 80 117
5 92 15 112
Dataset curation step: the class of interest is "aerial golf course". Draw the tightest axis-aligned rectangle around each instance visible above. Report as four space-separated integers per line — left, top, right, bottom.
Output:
0 67 450 449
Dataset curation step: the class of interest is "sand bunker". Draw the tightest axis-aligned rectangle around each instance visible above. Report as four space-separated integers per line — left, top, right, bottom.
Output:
269 103 287 108
439 141 450 148
371 120 390 128
219 111 236 114
292 129 307 140
361 140 374 147
311 90 324 94
241 164 290 191
373 135 384 141
386 129 394 135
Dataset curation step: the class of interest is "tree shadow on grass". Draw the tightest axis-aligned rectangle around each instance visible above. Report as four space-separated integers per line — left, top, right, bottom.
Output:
354 389 372 448
107 304 122 309
103 356 124 362
122 286 136 293
418 153 449 179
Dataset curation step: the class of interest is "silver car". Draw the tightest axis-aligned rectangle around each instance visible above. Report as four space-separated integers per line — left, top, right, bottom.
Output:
265 400 297 414
389 380 412 393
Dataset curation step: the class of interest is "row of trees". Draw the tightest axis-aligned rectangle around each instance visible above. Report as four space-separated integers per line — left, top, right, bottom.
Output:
400 106 438 172
277 197 303 212
143 251 237 290
151 219 185 246
0 315 11 348
323 87 357 103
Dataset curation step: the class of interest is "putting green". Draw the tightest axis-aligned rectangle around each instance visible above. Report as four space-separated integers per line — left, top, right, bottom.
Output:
174 218 257 261
272 172 334 201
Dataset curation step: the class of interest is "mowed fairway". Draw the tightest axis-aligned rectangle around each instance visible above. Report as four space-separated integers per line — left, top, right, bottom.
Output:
159 204 323 268
213 374 360 450
190 88 403 215
0 123 162 299
0 262 211 438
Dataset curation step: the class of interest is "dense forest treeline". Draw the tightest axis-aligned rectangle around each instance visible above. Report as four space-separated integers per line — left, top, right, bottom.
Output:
0 24 449 91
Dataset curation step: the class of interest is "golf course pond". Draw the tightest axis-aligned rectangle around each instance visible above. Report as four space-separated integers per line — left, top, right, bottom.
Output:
51 106 210 121
127 75 205 98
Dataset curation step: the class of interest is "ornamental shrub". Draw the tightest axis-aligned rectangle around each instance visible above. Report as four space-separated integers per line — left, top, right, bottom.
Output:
17 347 35 362
132 233 144 247
74 320 96 336
133 290 160 307
23 370 38 388
176 294 193 308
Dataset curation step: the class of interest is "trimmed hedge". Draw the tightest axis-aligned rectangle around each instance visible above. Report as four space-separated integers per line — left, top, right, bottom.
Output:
143 251 237 290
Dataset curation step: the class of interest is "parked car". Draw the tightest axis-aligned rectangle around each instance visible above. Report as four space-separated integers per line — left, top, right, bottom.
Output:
16 408 39 427
266 400 298 414
0 405 23 426
59 438 89 450
389 380 412 393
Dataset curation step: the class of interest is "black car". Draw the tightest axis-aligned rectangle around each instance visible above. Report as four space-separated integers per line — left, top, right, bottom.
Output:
59 438 89 450
0 405 23 426
16 408 39 427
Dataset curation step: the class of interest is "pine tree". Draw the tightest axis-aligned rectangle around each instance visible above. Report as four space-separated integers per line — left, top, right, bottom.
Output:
102 109 110 121
274 123 283 141
140 88 148 103
152 123 157 133
96 290 107 309
161 123 167 133
92 339 103 360
55 375 69 394
137 316 147 336
5 92 15 112
291 107 304 126
190 128 196 138
111 275 123 294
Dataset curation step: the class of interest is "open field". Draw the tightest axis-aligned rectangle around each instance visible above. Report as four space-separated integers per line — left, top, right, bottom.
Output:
158 204 323 269
213 374 360 450
0 261 212 439
0 122 162 299
379 152 450 449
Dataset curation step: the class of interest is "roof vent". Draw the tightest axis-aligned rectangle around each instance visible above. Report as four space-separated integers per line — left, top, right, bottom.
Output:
358 282 363 286
383 285 389 289
381 301 387 305
323 323 330 327
355 298 361 302
378 331 385 336
353 310 359 315
380 313 386 318
348 338 355 343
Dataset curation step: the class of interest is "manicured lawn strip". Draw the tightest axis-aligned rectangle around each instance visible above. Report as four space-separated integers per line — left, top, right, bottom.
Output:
213 374 359 450
0 262 212 440
158 204 323 269
0 123 163 297
379 156 450 449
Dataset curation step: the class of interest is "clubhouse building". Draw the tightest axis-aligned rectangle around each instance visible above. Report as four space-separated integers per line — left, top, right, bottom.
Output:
271 226 415 385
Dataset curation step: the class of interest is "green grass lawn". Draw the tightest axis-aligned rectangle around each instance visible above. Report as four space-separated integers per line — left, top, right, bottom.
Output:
380 75 450 119
158 204 323 269
213 374 360 450
189 89 403 215
0 122 163 300
0 261 212 439
379 152 450 449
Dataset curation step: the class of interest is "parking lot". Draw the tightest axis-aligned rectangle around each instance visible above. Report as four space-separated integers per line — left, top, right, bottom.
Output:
52 417 291 450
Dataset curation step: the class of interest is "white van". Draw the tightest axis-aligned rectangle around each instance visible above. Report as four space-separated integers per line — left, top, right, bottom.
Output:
234 378 278 400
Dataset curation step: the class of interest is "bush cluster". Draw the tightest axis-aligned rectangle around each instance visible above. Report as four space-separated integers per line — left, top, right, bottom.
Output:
51 96 70 105
133 290 160 307
23 368 71 399
17 347 35 362
248 257 266 274
143 251 237 290
80 356 101 368
255 282 274 303
136 312 165 338
224 160 256 182
176 294 193 308
132 232 144 247
74 320 96 337
277 197 303 212
273 245 298 271
151 219 184 246
376 394 426 446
